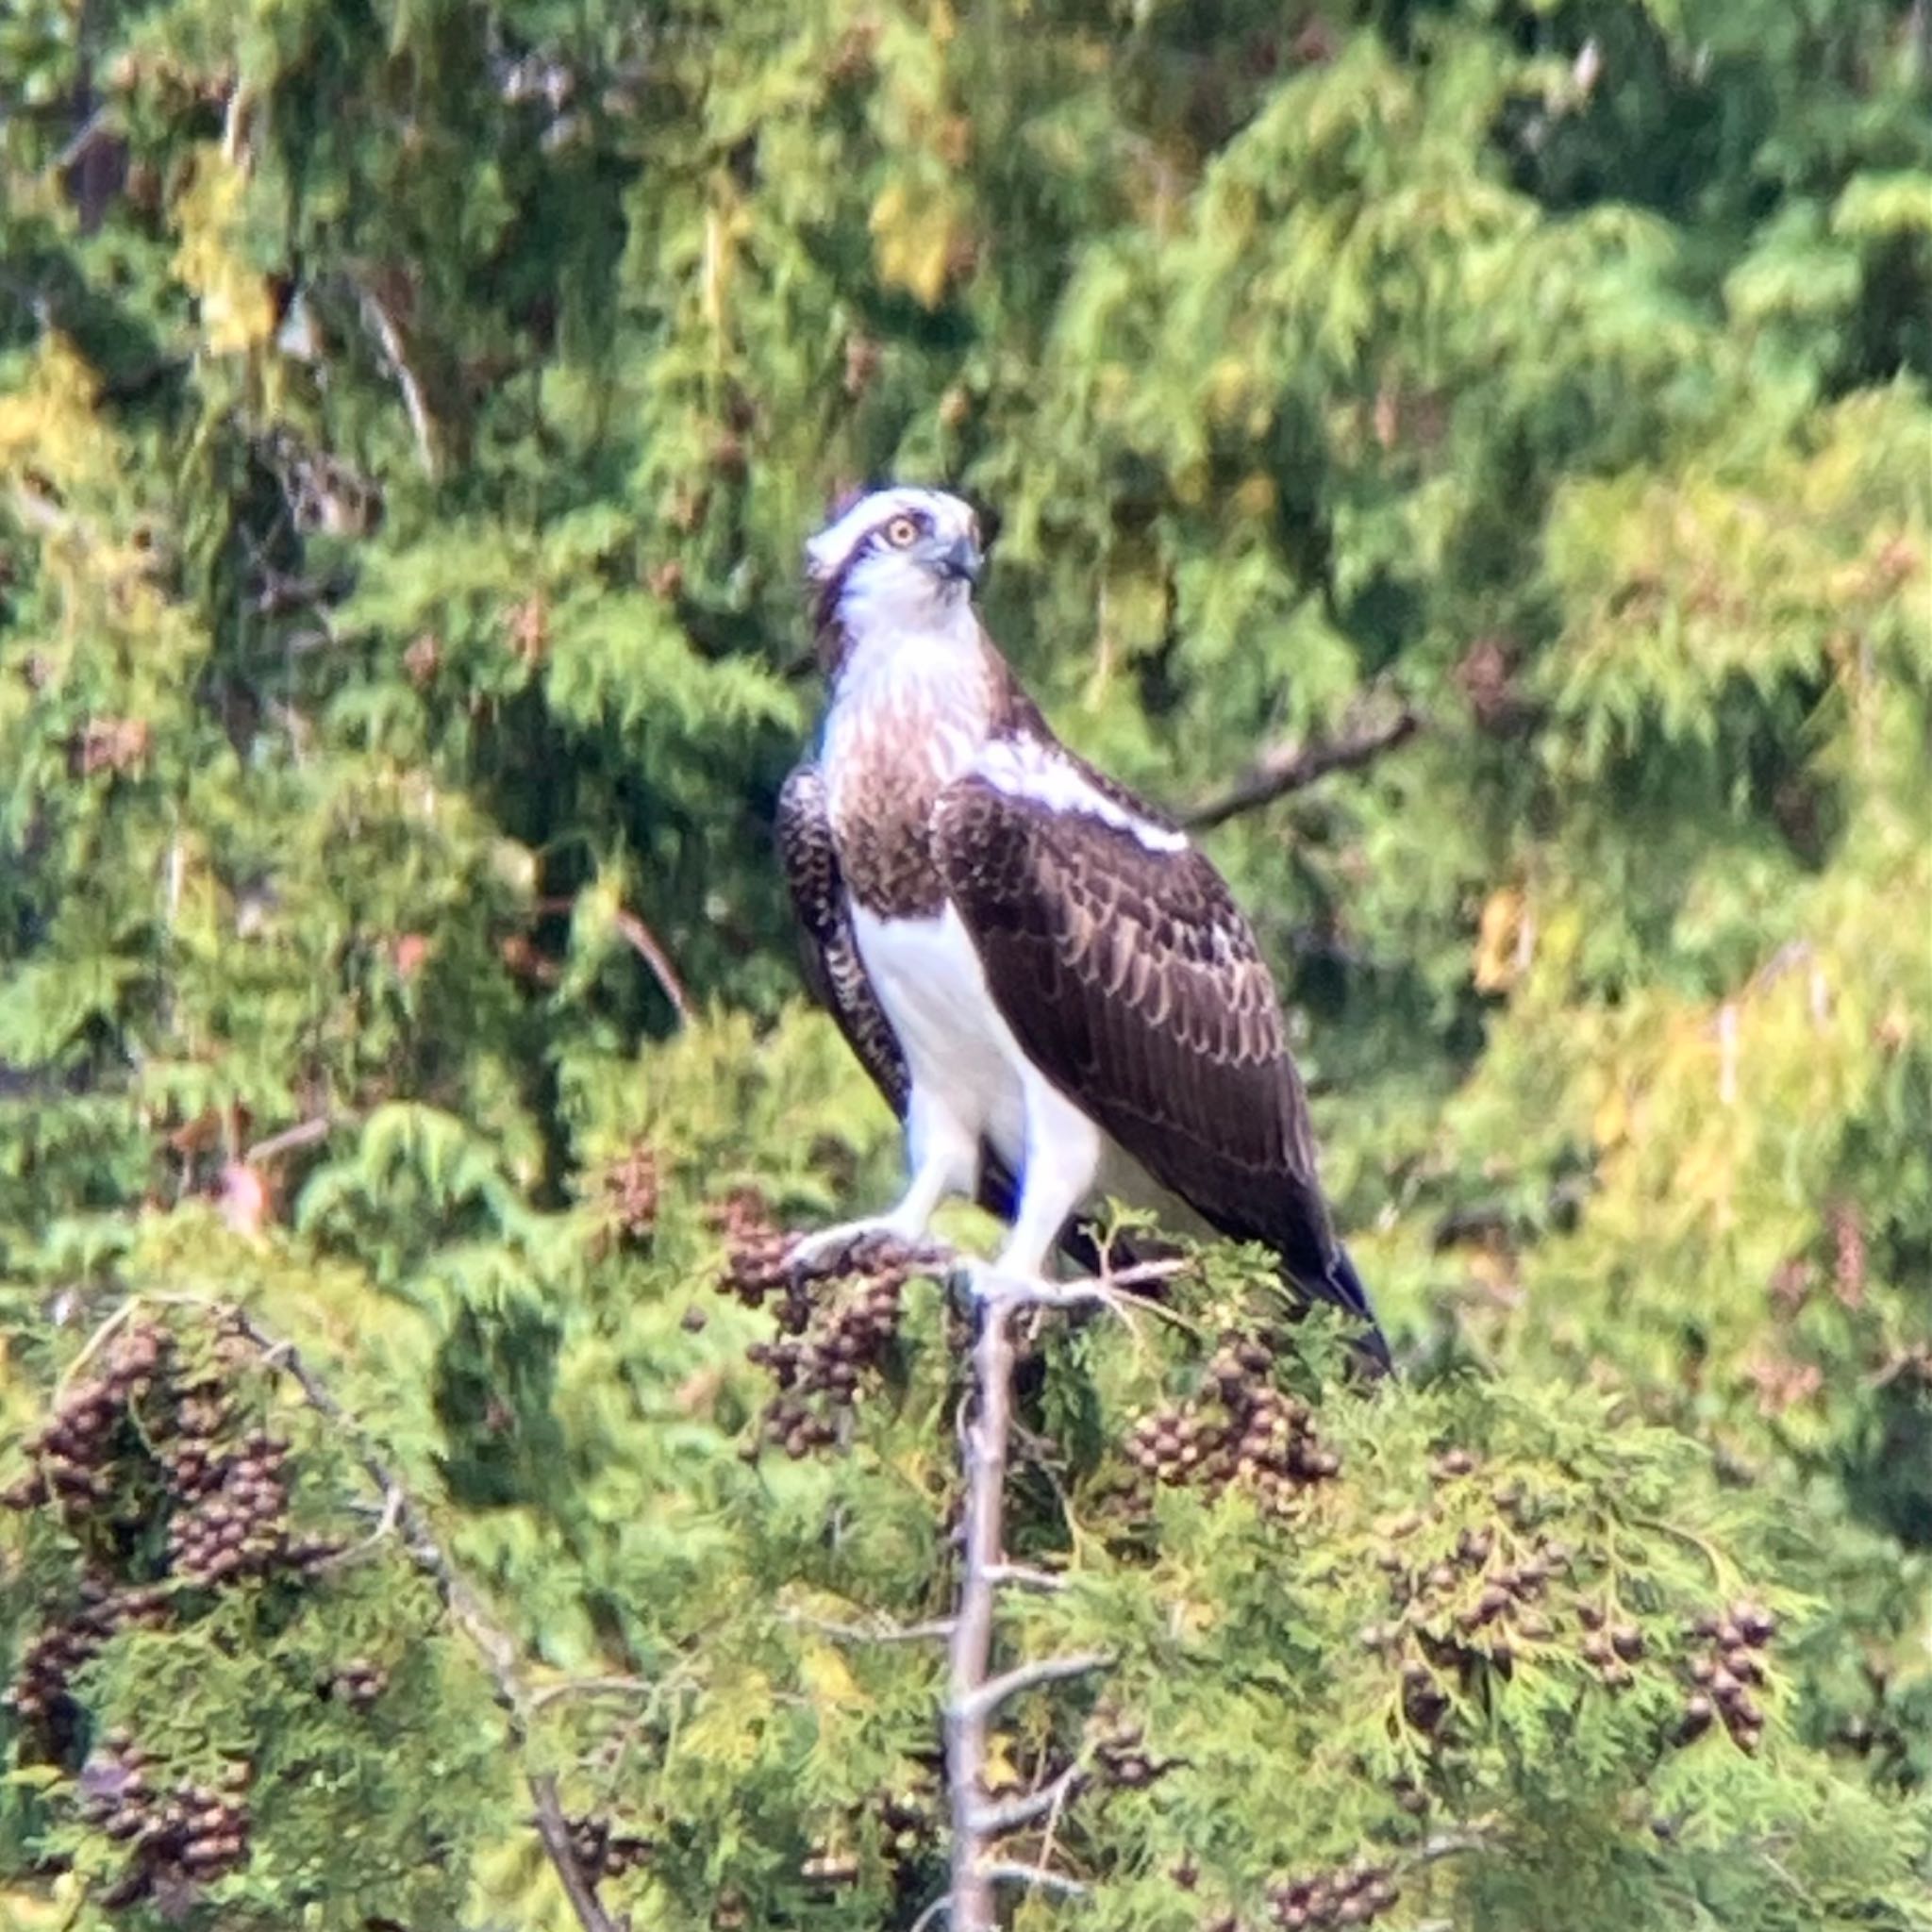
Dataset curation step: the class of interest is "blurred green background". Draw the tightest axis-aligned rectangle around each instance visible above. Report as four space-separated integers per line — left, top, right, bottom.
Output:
1 2 1927 1928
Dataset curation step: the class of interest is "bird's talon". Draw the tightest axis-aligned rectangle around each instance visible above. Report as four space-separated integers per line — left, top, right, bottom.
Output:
789 1217 939 1282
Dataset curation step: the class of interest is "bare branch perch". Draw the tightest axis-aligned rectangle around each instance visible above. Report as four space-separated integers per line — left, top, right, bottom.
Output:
764 1235 1154 1928
1185 698 1422 830
944 1289 1017 1932
939 1258 1120 1930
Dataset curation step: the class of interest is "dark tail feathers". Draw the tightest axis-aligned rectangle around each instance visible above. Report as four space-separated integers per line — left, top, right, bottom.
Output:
1322 1243 1394 1377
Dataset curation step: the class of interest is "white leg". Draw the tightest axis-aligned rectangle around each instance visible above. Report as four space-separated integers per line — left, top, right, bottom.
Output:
991 1071 1103 1280
791 1082 979 1268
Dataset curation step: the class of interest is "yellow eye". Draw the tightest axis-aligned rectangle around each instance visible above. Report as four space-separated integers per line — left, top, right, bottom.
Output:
885 515 919 548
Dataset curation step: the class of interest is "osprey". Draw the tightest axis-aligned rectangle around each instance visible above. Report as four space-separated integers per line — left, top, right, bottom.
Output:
777 485 1391 1369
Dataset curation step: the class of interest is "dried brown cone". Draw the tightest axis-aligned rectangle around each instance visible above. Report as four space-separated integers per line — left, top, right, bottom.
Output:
601 1142 660 1247
708 1188 799 1311
1675 1597 1776 1752
1130 1331 1340 1519
80 1740 253 1904
733 1228 940 1460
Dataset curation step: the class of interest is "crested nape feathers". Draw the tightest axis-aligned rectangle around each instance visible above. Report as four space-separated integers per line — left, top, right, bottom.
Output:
779 484 1391 1372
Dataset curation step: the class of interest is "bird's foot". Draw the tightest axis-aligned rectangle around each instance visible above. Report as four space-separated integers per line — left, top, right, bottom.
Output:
960 1255 1065 1307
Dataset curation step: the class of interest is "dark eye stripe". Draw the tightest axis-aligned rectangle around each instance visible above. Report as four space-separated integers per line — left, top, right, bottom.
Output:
811 514 921 628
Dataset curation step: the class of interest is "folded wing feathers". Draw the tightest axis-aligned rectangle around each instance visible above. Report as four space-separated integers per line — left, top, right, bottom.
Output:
775 763 910 1116
933 761 1363 1312
783 740 1382 1354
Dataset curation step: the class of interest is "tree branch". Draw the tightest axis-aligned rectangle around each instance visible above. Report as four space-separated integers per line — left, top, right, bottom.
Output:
943 1289 1015 1932
980 1861 1090 1897
226 1308 618 1932
982 1562 1066 1593
959 1649 1114 1724
535 895 692 1026
1184 699 1422 830
610 908 694 1025
969 1763 1087 1836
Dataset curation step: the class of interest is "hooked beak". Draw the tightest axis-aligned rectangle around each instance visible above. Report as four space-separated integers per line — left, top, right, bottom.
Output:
928 534 984 588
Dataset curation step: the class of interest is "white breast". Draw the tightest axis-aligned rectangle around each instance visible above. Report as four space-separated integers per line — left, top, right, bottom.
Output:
853 904 1030 1168
851 900 1214 1252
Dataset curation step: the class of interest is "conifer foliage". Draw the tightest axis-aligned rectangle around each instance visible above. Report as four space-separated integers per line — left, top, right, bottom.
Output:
2 2 1928 1928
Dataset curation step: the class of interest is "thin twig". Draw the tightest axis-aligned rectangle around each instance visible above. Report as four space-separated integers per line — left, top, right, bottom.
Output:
316 1482 405 1568
226 1309 617 1932
960 1650 1113 1724
535 895 692 1026
785 1611 957 1645
979 1861 1090 1898
1185 699 1422 830
1407 1823 1500 1869
242 1115 335 1165
528 1675 658 1712
908 1893 953 1932
54 1300 144 1398
53 107 111 173
970 1764 1087 1836
357 285 439 478
611 908 694 1025
991 1259 1189 1308
982 1563 1066 1593
530 1772 616 1932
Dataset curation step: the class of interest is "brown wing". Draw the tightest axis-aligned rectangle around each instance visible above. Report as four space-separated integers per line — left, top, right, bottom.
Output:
932 761 1385 1349
776 763 908 1115
775 760 1155 1279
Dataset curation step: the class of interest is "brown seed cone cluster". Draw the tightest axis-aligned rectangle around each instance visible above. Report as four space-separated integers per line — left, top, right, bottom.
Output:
3 1314 340 1736
1091 1714 1176 1790
1126 1333 1341 1519
7 1582 172 1724
1268 1859 1401 1929
600 1141 660 1248
164 1403 308 1590
3 1318 174 1513
1357 1454 1583 1738
708 1190 941 1459
1677 1600 1777 1753
1200 1858 1401 1932
78 1733 253 1907
1357 1454 1782 1758
322 1657 391 1711
565 1812 654 1881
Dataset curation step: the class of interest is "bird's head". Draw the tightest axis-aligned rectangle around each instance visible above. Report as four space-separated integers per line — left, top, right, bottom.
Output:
804 486 986 660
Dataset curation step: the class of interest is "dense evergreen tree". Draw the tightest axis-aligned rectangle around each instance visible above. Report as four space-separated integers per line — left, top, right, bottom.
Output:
2 2 1927 1927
